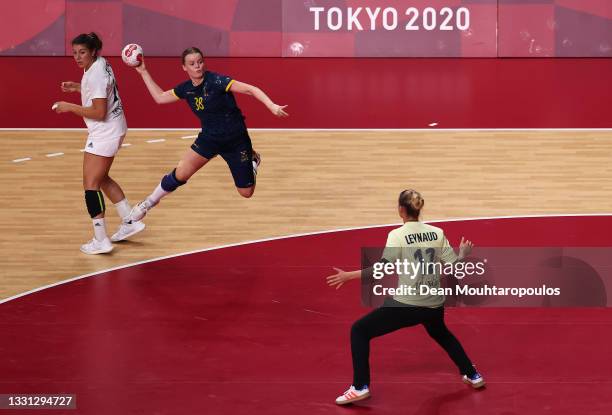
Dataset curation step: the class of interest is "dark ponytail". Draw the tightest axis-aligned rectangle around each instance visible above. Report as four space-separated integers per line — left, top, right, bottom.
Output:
398 189 424 219
71 32 103 56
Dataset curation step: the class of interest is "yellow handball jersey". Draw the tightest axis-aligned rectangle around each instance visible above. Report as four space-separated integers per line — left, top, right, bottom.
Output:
381 222 458 308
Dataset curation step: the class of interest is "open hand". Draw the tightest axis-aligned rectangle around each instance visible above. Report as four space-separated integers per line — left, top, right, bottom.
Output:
326 267 350 290
458 237 474 258
270 104 288 117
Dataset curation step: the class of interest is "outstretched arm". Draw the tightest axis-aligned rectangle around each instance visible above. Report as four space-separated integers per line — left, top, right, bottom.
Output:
229 81 288 117
326 268 363 290
135 59 179 105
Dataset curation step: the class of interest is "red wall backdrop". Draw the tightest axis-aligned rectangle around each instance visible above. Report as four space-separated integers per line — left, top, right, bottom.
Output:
0 57 610 128
0 0 610 57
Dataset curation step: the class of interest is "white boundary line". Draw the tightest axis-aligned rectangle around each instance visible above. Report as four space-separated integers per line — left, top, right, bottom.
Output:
1 128 611 132
1 213 611 306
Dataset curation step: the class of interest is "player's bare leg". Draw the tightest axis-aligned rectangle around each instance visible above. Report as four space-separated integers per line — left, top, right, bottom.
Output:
81 153 115 254
128 149 210 221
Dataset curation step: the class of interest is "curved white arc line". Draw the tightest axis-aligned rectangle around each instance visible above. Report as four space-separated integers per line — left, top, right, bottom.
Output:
1 213 612 305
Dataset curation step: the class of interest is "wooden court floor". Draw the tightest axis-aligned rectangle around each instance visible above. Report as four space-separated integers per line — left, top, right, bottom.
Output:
1 129 611 300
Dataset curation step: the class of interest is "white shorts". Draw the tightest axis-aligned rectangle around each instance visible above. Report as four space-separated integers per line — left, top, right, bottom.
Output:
85 135 125 157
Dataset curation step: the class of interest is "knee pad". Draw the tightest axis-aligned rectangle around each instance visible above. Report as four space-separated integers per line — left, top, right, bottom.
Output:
85 190 105 218
160 169 187 192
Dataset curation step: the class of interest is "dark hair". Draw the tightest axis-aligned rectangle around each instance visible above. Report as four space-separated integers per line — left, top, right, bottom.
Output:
181 47 204 64
71 32 103 56
398 189 424 219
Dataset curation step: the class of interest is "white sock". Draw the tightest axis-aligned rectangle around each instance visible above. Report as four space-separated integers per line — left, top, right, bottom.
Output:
147 183 170 206
114 198 131 220
92 218 107 241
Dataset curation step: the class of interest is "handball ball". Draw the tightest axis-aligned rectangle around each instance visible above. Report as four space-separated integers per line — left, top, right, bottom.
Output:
121 44 143 67
289 42 304 56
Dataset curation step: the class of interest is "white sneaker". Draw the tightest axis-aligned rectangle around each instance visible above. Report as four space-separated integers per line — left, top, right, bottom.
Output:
335 385 370 405
252 151 261 176
128 200 154 222
462 372 486 389
111 220 146 242
80 237 113 255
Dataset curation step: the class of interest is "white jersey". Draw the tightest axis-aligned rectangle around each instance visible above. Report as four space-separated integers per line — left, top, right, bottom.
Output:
80 57 127 140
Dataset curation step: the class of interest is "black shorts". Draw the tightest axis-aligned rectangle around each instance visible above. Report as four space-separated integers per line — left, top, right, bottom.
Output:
191 131 255 188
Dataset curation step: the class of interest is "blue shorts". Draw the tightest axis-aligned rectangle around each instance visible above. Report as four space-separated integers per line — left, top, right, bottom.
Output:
191 131 255 188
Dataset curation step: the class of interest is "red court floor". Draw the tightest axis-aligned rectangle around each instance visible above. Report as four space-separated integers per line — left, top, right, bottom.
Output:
1 216 611 414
